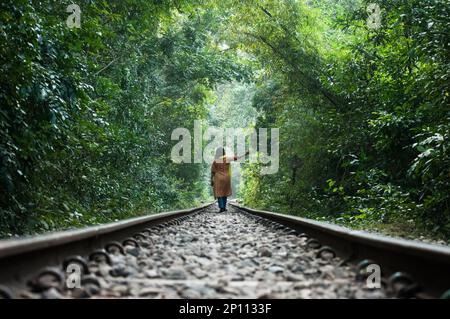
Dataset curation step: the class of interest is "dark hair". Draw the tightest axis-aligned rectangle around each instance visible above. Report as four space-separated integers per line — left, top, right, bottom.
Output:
215 147 225 158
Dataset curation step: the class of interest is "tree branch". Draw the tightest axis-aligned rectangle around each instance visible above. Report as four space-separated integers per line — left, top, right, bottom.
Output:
94 57 120 76
242 32 343 109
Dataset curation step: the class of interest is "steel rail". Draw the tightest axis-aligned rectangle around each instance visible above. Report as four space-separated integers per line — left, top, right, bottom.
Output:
0 202 213 289
230 202 450 298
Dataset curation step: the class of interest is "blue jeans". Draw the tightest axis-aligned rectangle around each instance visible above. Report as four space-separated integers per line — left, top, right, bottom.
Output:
218 196 227 210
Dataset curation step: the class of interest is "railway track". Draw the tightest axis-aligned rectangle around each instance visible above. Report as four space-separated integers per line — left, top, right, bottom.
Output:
0 202 449 299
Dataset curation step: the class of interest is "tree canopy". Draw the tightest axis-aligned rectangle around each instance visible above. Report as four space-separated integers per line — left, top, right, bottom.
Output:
1 0 449 240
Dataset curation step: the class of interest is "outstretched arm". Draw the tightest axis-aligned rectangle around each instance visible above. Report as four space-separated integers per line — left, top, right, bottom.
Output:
233 150 250 161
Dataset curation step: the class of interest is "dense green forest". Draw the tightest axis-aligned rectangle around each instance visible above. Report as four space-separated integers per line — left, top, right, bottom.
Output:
1 0 449 240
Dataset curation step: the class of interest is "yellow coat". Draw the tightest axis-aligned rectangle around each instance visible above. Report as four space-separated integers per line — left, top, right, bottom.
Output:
211 156 237 198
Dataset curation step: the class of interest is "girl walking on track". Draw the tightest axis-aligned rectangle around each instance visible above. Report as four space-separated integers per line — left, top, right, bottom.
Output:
210 147 249 212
